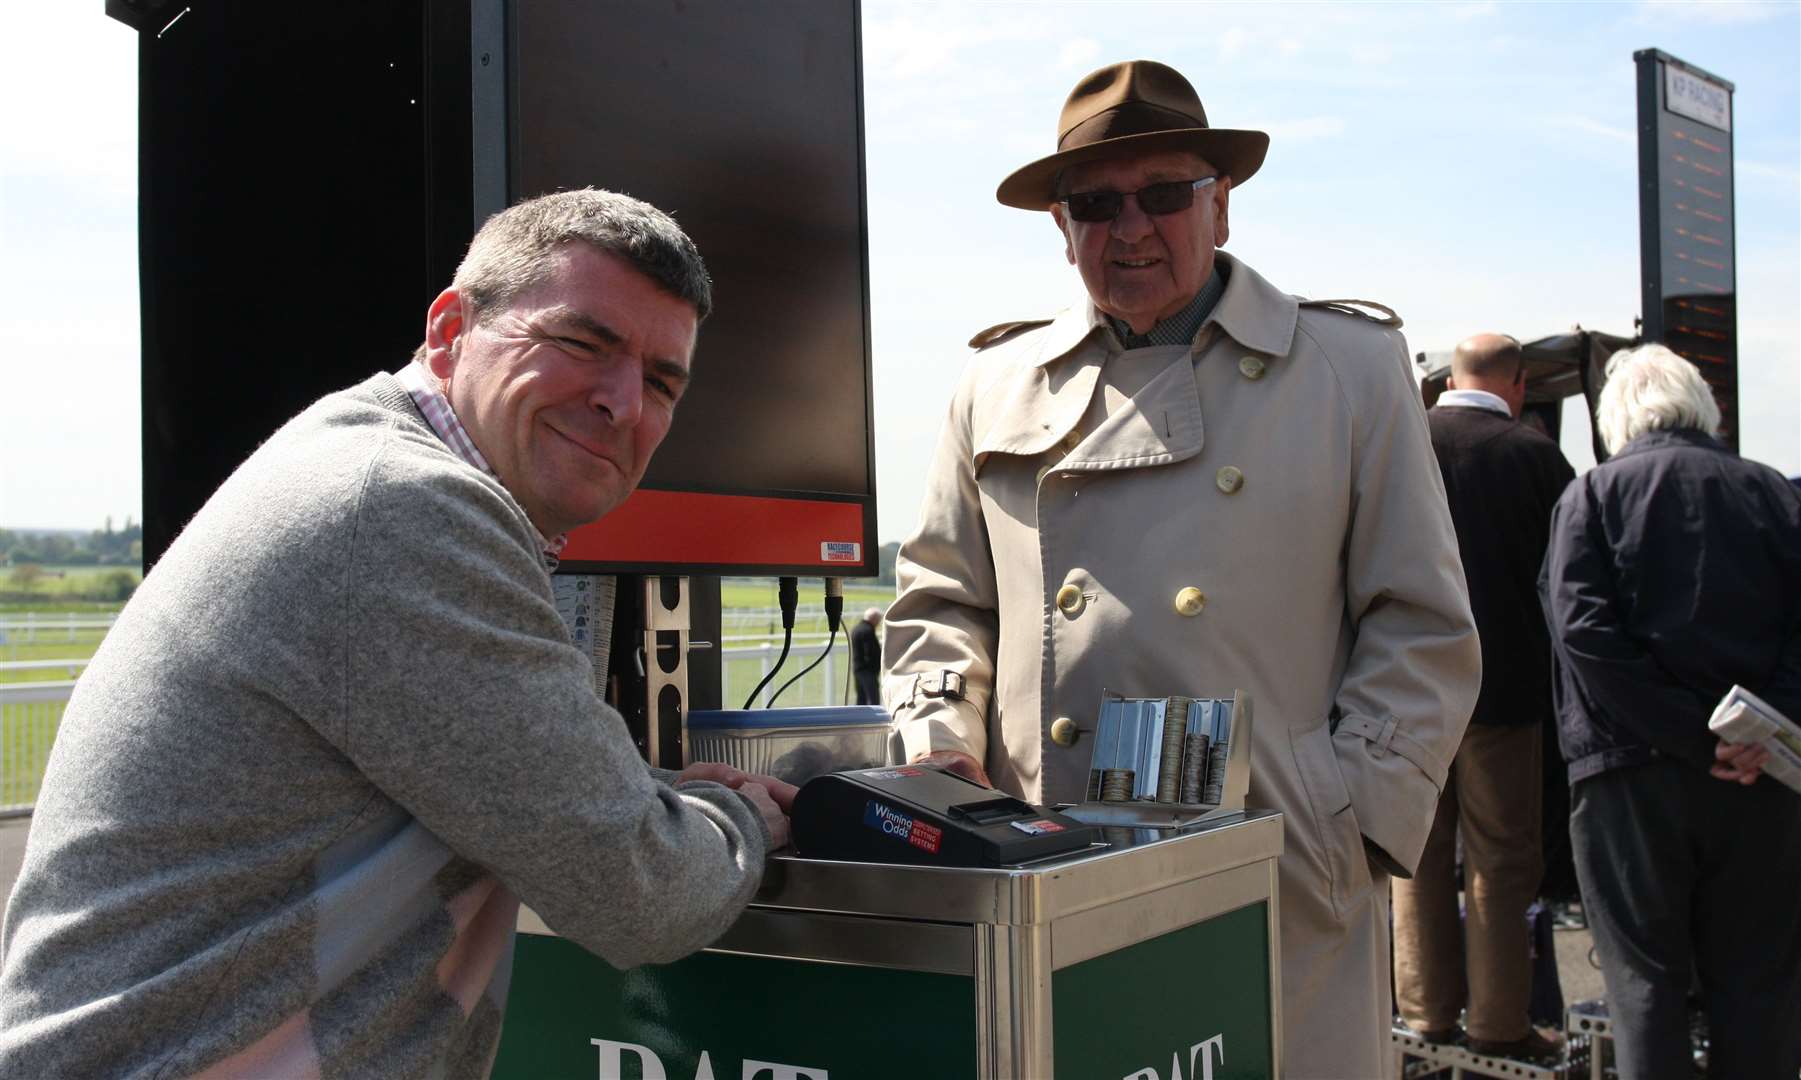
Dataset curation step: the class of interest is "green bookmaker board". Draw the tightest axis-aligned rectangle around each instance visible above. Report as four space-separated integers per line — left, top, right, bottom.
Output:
492 811 1283 1078
496 937 975 1078
1052 903 1272 1080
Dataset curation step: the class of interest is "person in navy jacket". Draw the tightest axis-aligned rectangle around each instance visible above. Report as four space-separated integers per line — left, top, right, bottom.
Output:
1540 343 1801 1080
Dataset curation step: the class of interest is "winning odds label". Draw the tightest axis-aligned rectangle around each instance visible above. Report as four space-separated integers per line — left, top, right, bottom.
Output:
863 800 943 855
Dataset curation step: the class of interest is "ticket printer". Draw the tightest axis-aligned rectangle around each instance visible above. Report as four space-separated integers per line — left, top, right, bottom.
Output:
791 764 1098 868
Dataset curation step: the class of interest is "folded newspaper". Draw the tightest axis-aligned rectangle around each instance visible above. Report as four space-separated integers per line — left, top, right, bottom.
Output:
1708 685 1801 794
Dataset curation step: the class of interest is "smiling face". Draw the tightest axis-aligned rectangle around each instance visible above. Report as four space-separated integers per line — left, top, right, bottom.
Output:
1050 149 1230 335
424 243 699 538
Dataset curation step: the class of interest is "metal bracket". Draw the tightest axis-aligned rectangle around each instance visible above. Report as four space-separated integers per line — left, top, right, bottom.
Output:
642 576 690 769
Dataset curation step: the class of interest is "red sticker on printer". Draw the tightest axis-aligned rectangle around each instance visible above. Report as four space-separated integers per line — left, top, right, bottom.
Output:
861 767 925 780
1010 819 1065 836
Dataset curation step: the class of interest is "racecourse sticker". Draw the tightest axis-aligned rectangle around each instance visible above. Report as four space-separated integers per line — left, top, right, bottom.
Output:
821 541 861 563
1010 819 1065 835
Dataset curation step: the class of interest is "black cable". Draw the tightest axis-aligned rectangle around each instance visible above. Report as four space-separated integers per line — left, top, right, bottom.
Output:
741 628 792 709
841 624 854 705
769 625 836 708
741 576 799 709
768 579 843 709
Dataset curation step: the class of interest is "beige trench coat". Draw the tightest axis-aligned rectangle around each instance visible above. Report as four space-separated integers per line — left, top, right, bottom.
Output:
885 252 1479 1079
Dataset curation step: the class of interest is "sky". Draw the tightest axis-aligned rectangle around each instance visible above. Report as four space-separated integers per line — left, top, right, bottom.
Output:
2 2 1797 543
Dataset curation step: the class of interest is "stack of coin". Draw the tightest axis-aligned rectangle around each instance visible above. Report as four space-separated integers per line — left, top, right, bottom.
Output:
1156 700 1189 803
1100 768 1136 802
1180 732 1211 803
1203 741 1229 804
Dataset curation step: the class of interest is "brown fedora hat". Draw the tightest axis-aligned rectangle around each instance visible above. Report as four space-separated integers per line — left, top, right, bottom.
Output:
997 60 1270 210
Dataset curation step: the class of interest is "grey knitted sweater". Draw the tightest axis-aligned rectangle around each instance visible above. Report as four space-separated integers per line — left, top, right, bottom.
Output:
0 374 769 1078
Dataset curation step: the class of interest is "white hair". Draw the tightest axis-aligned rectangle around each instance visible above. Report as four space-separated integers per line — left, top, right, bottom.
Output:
1595 343 1722 456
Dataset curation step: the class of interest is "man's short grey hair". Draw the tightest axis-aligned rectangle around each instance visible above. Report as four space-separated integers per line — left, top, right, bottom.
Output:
1596 343 1722 455
455 187 712 322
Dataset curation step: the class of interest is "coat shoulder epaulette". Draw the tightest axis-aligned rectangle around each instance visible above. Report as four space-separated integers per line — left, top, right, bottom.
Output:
1297 298 1404 330
967 319 1054 350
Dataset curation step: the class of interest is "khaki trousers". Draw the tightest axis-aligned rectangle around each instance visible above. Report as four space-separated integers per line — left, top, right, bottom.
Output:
1392 722 1543 1041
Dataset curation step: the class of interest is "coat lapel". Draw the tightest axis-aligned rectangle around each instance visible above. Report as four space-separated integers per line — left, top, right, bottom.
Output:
971 306 1102 469
970 255 1300 475
1062 348 1206 470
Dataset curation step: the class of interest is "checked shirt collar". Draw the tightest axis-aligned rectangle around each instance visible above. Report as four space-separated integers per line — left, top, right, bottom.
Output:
395 361 568 561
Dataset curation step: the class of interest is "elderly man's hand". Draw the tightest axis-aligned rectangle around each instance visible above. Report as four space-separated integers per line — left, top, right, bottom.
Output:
910 750 992 789
1710 739 1768 785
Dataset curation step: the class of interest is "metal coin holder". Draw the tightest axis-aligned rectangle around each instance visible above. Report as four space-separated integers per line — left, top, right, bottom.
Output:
1070 689 1253 829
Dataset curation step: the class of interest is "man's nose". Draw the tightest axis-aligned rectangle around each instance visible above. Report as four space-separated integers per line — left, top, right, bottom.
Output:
591 360 643 427
1110 193 1155 243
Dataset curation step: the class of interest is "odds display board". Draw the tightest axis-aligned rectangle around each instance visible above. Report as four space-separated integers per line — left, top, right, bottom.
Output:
1634 49 1738 450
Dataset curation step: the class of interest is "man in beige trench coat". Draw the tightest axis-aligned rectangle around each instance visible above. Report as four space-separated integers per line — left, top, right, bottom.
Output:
884 60 1480 1078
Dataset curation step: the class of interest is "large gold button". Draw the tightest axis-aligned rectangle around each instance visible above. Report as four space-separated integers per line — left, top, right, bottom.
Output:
1174 587 1206 617
1216 465 1245 494
1050 717 1080 746
1238 355 1267 380
1056 583 1083 614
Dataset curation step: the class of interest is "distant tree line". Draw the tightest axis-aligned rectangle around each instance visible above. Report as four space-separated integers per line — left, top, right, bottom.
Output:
0 518 143 569
849 542 901 588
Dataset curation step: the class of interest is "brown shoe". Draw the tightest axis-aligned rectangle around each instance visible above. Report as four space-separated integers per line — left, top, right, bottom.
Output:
1467 1029 1562 1062
1412 1026 1459 1045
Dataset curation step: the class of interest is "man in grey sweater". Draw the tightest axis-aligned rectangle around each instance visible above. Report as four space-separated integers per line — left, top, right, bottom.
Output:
0 189 787 1078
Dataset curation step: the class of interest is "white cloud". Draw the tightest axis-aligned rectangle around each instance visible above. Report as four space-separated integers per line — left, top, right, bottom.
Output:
1057 38 1101 71
1740 158 1801 184
1451 1 1500 19
1218 27 1252 64
1263 115 1346 141
1553 116 1638 146
863 3 1065 80
0 10 137 199
1634 0 1793 25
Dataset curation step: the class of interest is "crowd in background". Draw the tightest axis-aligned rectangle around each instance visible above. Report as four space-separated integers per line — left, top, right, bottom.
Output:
1401 338 1801 1078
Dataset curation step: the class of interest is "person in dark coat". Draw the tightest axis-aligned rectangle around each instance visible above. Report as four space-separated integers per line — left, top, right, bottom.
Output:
849 606 883 706
1395 334 1572 1058
1540 343 1801 1080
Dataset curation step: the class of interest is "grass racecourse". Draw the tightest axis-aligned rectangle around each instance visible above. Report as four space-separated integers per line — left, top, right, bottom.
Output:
1 572 895 804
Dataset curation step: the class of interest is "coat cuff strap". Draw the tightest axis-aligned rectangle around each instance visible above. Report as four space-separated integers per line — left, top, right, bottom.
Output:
1337 712 1446 787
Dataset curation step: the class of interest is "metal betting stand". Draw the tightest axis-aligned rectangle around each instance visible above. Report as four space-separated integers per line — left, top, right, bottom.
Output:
493 814 1283 1078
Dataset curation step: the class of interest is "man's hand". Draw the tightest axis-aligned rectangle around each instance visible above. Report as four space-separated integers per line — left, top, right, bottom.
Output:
1711 739 1768 785
736 782 791 850
676 762 799 812
910 749 992 788
675 762 798 847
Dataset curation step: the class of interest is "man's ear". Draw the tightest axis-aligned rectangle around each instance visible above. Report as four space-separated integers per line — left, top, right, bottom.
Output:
424 288 467 381
1050 203 1077 266
1445 375 1460 391
1211 176 1231 248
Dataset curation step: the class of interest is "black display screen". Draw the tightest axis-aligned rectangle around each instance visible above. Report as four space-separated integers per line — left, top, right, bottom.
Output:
513 1 873 503
1635 50 1738 449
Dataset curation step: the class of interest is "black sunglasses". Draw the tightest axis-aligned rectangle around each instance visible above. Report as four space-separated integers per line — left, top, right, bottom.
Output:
1060 176 1219 223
